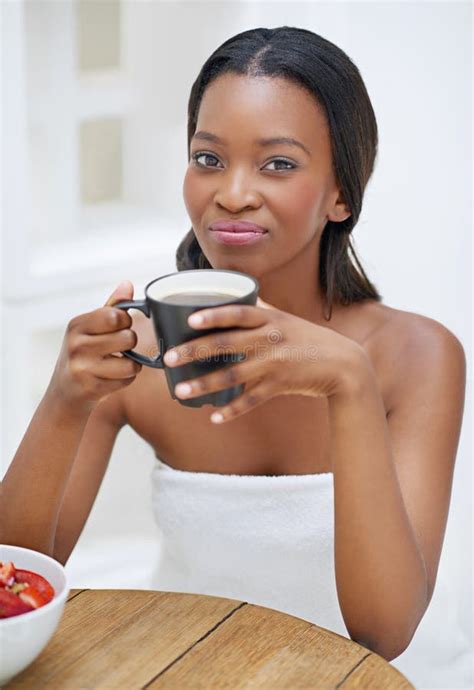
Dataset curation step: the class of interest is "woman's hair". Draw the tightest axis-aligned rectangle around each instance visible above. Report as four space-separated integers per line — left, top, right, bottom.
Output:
176 26 382 319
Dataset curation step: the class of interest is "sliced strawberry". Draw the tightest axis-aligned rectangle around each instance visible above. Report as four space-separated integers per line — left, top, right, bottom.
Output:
0 590 34 618
14 569 55 603
18 585 47 609
0 561 16 587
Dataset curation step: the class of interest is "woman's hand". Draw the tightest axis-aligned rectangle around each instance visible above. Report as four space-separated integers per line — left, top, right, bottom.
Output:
49 282 143 412
163 297 368 424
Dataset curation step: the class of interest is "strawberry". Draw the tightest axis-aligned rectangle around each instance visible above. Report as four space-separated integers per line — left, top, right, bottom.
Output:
0 590 34 618
15 569 55 603
18 585 47 609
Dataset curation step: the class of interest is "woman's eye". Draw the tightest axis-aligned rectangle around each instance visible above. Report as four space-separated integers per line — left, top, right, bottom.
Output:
191 152 222 168
264 159 297 171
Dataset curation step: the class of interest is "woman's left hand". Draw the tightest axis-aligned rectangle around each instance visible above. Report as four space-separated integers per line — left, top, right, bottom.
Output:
163 298 368 424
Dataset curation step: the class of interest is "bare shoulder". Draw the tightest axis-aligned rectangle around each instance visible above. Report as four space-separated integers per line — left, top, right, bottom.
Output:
373 303 466 410
377 304 465 356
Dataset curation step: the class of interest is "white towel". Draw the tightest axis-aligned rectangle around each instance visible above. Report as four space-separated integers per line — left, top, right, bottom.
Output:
150 457 349 638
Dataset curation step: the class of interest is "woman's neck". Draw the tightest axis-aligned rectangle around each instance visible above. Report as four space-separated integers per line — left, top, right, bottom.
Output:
257 235 333 325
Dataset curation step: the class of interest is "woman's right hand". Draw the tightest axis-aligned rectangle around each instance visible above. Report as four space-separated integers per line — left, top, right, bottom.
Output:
48 281 143 411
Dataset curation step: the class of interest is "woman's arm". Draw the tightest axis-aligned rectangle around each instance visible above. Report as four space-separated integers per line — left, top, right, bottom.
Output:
160 300 466 661
1 388 94 554
1 387 123 561
329 315 466 661
2 282 142 557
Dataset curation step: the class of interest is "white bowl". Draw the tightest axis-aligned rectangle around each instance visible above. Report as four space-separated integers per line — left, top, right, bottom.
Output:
0 545 69 685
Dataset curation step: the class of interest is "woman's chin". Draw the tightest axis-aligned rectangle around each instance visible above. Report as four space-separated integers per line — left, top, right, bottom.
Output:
208 257 262 277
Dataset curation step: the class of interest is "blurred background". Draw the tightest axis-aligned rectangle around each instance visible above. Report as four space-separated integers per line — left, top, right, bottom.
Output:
1 1 472 688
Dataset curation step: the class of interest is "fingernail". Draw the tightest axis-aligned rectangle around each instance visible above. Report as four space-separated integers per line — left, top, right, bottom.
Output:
165 350 178 364
175 383 192 397
189 313 203 326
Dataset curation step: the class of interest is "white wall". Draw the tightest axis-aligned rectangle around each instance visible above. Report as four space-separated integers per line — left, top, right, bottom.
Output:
1 2 472 688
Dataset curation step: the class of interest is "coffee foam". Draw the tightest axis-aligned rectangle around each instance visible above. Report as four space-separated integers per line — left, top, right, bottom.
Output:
148 271 256 302
161 288 243 297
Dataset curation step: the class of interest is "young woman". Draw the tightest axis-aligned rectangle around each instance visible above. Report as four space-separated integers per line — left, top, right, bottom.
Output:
3 27 466 663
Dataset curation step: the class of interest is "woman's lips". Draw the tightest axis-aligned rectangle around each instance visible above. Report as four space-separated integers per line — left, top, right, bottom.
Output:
209 230 269 246
209 220 268 233
208 220 269 246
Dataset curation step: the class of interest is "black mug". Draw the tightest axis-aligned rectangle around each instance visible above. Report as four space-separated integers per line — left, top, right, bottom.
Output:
114 269 259 408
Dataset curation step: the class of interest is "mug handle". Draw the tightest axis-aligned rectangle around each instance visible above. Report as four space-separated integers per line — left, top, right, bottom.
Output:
114 300 164 369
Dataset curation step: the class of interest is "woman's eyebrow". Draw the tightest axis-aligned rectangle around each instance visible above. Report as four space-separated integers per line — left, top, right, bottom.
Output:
192 130 311 157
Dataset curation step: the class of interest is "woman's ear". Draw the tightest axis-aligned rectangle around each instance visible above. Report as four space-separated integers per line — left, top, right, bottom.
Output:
329 209 351 223
327 191 351 223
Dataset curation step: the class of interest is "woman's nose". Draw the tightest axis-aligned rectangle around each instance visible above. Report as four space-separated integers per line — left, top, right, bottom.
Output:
214 171 261 213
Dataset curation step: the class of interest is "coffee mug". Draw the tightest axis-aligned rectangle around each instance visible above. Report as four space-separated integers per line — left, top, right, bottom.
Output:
114 269 259 408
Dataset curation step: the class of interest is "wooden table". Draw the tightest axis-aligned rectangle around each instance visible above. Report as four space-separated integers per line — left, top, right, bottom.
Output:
6 589 414 689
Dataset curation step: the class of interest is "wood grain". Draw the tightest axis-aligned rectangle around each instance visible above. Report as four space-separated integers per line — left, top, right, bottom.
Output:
146 603 369 689
337 653 415 689
6 590 243 690
66 588 86 602
4 589 414 690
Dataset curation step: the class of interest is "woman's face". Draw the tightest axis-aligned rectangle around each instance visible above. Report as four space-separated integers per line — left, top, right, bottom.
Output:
183 73 349 276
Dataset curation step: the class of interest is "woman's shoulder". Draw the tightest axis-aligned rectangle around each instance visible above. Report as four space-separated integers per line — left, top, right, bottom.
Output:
369 301 466 412
373 302 464 352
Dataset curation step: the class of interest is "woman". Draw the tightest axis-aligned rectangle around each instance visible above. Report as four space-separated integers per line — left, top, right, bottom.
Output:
3 27 466 664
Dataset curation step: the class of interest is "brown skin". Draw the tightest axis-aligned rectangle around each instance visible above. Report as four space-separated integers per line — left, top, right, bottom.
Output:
183 74 350 323
1 284 142 557
2 74 466 662
126 299 391 475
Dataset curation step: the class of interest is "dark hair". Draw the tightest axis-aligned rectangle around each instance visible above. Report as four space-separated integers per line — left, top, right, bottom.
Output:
176 26 382 320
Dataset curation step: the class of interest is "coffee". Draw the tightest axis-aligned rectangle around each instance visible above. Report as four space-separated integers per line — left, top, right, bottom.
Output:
161 291 239 306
